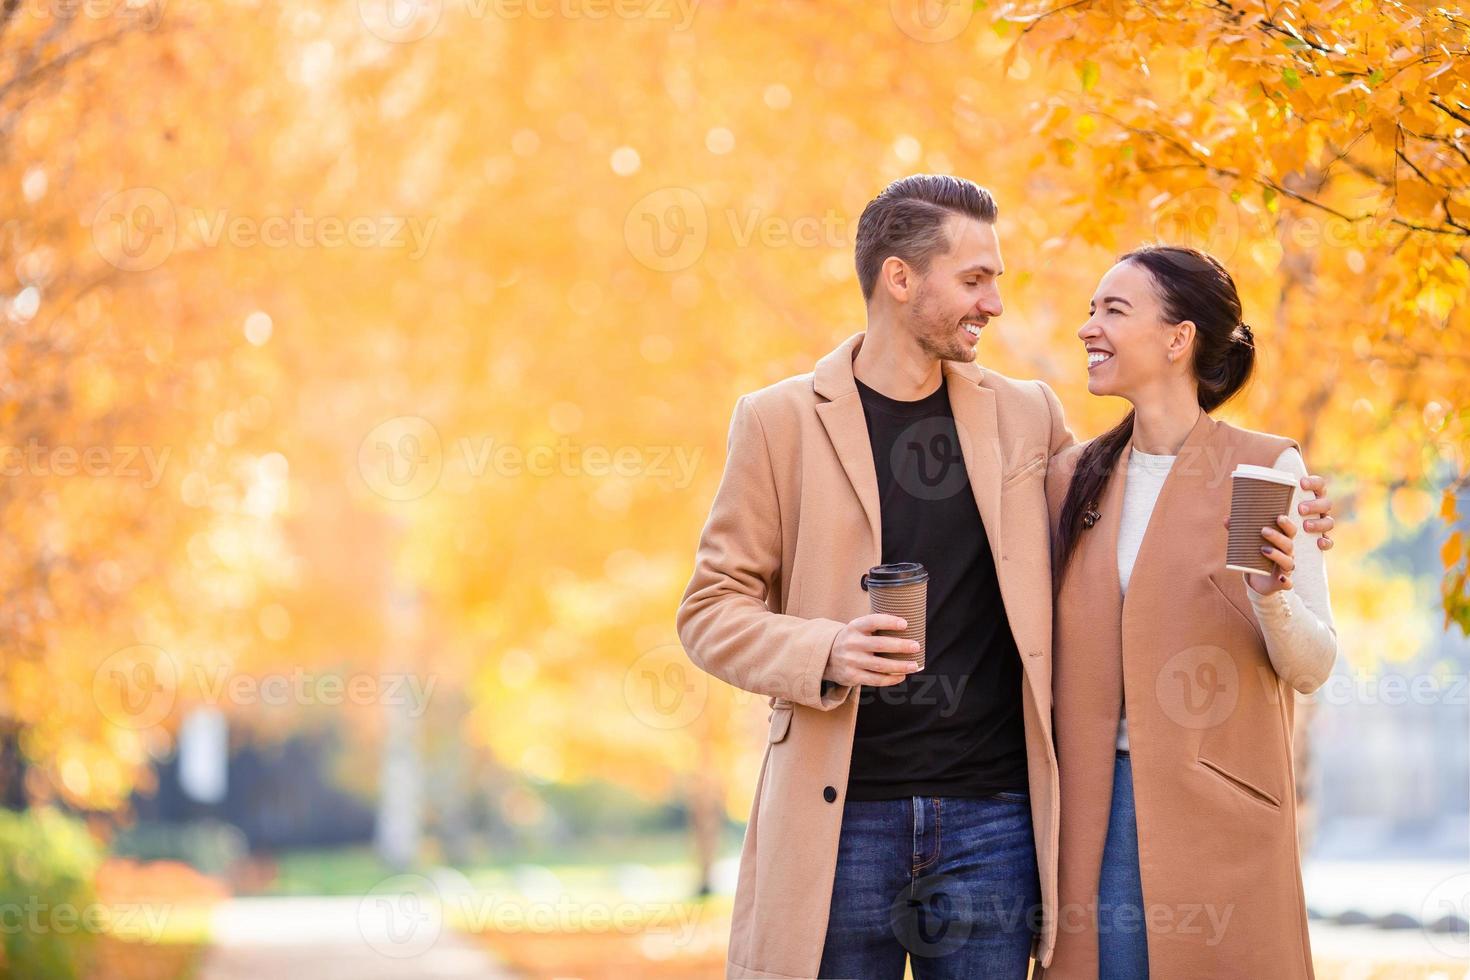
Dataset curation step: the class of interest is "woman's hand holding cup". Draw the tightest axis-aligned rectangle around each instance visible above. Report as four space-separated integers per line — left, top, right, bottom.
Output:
1241 514 1297 595
824 615 922 688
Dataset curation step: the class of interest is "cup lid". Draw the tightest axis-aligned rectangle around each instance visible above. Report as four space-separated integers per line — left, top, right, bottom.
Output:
864 562 929 586
1231 463 1297 486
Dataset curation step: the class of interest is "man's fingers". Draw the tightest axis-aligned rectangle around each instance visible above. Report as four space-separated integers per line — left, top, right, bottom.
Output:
1303 515 1335 534
857 634 923 656
852 653 920 674
854 669 908 687
1317 535 1335 551
850 613 909 634
1300 474 1327 495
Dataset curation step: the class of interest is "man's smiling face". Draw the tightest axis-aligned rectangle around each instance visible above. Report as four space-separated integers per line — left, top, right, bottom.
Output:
906 214 1005 363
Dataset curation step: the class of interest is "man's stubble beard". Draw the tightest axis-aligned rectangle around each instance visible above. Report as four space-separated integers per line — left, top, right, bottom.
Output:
910 281 976 364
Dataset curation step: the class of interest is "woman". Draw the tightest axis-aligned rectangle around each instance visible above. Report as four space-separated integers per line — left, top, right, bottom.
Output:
1042 245 1338 979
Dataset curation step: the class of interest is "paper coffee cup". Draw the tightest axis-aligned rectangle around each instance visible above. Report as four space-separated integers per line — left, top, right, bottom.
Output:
1225 464 1297 575
860 562 928 670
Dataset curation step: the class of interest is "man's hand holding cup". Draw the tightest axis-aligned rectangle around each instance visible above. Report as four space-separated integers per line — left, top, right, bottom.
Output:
824 615 922 688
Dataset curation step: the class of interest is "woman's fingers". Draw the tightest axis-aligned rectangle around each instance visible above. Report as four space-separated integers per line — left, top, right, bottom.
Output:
1260 544 1295 573
1275 514 1298 538
1261 526 1294 553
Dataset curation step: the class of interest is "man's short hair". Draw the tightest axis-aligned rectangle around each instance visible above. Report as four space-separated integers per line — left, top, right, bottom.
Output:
854 174 998 301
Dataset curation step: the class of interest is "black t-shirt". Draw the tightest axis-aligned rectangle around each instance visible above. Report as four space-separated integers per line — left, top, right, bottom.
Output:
845 375 1029 800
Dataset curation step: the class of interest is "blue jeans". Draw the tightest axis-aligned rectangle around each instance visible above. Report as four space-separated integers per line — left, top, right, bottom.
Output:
817 793 1040 980
1098 751 1150 979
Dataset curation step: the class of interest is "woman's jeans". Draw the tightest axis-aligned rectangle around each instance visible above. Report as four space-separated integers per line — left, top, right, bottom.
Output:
1098 750 1150 979
817 792 1041 979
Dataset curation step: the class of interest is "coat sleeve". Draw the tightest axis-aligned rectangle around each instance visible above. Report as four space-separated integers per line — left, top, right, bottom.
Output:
675 395 853 711
1038 379 1077 460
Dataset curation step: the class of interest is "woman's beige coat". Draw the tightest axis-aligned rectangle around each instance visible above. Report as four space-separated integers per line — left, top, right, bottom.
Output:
1040 411 1316 979
677 331 1075 978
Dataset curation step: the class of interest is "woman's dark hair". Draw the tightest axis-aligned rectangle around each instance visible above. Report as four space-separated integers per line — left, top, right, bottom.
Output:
1054 244 1255 575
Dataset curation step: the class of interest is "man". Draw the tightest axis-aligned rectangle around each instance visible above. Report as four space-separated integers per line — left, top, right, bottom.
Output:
675 174 1333 979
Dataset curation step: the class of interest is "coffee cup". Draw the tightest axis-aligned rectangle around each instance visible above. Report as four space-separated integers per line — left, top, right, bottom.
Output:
1225 464 1298 576
860 562 928 670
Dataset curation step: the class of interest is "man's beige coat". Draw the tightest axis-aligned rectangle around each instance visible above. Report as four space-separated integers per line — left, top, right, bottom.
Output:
677 331 1075 978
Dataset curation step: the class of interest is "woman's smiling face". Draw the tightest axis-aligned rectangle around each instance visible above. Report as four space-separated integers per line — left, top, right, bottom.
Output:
1077 259 1186 400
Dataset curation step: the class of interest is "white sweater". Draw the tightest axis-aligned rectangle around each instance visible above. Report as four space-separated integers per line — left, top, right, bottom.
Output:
1116 445 1338 751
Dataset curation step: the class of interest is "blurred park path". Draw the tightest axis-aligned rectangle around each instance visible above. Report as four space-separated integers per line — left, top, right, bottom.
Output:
199 896 516 980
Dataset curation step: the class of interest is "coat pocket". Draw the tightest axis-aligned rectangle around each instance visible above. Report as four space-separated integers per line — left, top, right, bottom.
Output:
1197 754 1282 810
1001 452 1047 489
767 705 793 743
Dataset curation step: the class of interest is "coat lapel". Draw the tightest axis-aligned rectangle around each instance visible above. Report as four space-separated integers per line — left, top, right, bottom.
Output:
812 333 1006 557
941 359 1002 557
813 333 882 551
1121 409 1216 617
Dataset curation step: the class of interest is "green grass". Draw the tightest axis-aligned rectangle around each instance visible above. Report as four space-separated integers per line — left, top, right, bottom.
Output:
255 829 744 897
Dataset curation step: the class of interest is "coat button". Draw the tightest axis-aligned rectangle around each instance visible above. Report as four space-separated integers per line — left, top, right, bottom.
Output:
823 785 837 803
